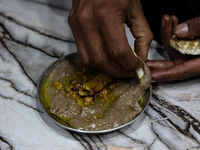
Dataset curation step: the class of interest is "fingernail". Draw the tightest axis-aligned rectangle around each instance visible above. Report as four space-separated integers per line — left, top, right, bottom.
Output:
175 23 188 35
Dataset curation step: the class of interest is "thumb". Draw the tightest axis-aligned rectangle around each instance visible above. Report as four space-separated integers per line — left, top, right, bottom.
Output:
128 0 153 62
174 17 200 38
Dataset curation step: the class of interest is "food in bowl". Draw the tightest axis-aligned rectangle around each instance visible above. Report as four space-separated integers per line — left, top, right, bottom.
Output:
39 53 151 131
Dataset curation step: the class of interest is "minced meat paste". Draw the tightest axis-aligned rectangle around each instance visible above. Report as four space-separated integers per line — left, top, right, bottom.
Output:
41 55 151 131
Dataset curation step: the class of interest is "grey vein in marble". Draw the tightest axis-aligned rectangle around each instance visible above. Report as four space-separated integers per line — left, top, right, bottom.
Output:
0 0 200 150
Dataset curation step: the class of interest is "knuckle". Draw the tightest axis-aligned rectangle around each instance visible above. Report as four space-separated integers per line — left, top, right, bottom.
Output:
88 56 105 68
143 29 154 42
110 45 128 59
94 7 109 21
182 72 191 80
148 31 154 41
74 9 90 25
68 13 75 26
94 0 108 10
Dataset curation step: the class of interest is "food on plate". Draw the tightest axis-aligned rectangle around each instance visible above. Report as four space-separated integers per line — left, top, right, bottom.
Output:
170 35 200 55
40 55 151 131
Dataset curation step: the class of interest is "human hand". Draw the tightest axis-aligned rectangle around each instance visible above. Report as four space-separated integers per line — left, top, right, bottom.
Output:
68 0 153 78
147 15 200 81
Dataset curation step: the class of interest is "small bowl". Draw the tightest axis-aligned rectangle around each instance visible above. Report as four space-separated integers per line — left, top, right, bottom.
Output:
37 53 152 134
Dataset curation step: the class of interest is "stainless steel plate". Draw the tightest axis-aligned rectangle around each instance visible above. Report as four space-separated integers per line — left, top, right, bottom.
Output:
37 52 152 134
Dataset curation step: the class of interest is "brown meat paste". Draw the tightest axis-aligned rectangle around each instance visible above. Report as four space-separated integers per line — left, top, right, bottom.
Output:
41 57 151 131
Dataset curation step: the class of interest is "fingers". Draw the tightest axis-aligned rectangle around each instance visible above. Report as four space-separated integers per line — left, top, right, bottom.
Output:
146 59 184 70
174 17 200 38
149 57 200 81
75 14 106 68
128 0 153 62
146 60 177 70
68 2 89 64
160 15 182 59
79 16 134 78
161 15 178 44
161 15 173 57
97 10 139 71
148 15 200 81
68 1 134 78
68 0 152 78
161 15 173 44
102 58 134 78
171 15 179 29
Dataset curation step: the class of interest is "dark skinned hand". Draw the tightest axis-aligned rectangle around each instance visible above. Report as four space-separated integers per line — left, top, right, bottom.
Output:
147 15 200 81
68 0 153 78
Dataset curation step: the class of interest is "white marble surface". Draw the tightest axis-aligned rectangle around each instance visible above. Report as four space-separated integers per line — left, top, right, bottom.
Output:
0 0 200 150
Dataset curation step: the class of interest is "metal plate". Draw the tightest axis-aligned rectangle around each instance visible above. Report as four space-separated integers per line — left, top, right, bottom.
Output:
37 52 152 134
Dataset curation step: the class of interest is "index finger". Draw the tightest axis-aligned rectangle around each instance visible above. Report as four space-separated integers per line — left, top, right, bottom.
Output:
128 0 153 61
96 10 139 71
151 57 200 81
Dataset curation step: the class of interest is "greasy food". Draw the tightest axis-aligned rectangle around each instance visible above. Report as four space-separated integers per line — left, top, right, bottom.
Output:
41 56 151 131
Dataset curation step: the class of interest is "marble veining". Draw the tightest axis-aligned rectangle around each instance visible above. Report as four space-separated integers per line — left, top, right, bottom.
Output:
0 0 200 150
